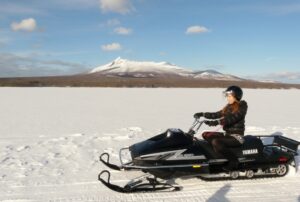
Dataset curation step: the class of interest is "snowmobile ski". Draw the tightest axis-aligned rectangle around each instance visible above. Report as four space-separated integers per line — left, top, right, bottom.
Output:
100 153 123 171
98 170 182 193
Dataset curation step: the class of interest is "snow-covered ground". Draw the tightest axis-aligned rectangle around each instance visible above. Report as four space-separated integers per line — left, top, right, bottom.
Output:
0 87 299 202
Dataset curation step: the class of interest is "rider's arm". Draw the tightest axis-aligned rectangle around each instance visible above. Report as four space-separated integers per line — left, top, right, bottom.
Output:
203 110 223 120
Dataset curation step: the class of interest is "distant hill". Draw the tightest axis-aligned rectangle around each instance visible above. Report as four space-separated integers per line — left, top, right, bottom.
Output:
0 58 299 89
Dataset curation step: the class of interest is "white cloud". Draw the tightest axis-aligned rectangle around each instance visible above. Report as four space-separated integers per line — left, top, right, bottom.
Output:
186 25 210 34
267 71 300 80
159 52 167 56
11 18 38 32
227 3 300 15
99 0 134 14
101 43 122 51
0 37 11 47
107 19 120 26
114 27 132 35
0 0 98 15
266 3 300 15
53 0 99 9
0 52 90 77
0 3 43 15
247 71 300 83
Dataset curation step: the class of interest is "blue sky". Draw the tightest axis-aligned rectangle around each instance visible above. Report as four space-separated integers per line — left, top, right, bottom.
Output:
0 0 300 83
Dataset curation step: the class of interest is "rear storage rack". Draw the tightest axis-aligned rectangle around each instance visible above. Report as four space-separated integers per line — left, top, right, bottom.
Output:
258 135 300 155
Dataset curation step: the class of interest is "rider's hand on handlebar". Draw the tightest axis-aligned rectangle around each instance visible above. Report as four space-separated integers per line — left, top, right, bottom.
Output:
193 112 204 119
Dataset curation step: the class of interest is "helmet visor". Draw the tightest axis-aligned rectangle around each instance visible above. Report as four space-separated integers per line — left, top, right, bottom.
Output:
223 90 234 97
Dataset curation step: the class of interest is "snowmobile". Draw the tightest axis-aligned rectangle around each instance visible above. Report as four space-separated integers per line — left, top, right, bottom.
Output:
98 118 300 193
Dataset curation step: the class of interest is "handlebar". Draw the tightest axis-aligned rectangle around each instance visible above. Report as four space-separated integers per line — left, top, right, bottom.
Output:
187 118 205 136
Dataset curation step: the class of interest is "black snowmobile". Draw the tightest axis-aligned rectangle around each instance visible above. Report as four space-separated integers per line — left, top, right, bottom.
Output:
98 119 300 193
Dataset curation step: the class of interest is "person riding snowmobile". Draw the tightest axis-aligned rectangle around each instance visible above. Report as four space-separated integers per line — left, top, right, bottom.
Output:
194 85 248 171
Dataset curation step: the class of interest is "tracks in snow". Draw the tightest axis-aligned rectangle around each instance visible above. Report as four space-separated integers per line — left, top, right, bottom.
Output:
1 176 300 201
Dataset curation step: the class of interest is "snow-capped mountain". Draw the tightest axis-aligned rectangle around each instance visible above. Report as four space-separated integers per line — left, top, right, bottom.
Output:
193 70 242 81
88 57 243 81
89 57 192 78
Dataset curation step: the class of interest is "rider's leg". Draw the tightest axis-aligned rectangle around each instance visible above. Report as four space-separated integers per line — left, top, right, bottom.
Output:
202 132 224 144
211 136 242 171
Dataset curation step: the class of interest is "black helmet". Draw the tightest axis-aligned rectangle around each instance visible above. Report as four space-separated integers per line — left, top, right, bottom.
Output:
224 85 243 101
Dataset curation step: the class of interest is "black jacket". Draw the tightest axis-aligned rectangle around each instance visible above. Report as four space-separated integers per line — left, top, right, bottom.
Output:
204 100 248 136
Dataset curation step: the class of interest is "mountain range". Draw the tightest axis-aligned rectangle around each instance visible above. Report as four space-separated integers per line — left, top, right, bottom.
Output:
87 57 244 81
1 57 299 89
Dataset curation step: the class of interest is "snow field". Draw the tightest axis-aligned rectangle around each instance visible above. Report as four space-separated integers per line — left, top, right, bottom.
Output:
0 87 299 201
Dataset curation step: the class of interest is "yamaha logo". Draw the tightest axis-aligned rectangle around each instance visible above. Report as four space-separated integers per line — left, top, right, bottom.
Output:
242 149 258 155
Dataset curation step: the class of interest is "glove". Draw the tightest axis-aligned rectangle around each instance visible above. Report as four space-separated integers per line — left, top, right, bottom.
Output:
193 112 204 119
204 120 220 127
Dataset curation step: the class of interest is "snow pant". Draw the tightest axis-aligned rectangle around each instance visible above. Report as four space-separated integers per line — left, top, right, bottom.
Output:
202 132 242 163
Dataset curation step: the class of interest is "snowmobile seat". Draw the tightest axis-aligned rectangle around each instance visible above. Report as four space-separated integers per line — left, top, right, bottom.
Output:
229 135 264 158
194 135 264 159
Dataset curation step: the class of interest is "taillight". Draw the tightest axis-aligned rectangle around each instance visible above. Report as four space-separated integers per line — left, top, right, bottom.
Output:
279 157 288 162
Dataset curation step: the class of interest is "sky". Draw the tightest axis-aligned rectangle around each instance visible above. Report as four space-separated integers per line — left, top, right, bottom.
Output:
0 0 300 83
